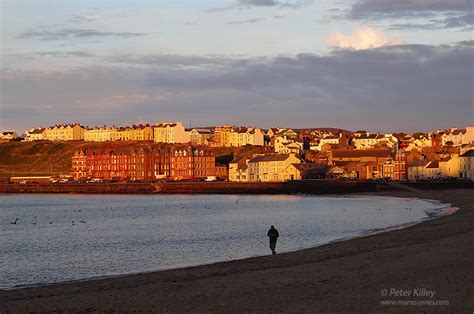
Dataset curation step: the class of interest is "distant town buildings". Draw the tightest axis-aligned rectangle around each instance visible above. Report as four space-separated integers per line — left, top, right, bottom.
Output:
2 121 474 182
407 149 474 181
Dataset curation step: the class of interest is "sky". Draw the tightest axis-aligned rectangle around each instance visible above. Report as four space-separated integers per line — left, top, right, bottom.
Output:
1 0 473 133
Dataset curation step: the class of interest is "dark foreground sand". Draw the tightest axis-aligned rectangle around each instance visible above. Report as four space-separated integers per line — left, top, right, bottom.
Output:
1 189 473 313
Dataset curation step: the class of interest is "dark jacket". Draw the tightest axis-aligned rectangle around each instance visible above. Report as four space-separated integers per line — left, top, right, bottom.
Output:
267 228 279 242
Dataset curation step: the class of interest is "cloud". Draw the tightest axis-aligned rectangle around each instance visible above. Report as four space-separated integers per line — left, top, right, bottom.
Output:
326 27 406 50
227 18 266 24
341 0 474 31
20 28 147 41
206 0 311 12
388 12 474 31
1 43 472 132
349 0 472 19
105 54 252 68
238 0 279 6
71 14 103 23
238 0 311 7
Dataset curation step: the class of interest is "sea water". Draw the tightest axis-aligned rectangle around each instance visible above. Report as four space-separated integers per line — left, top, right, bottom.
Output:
0 194 455 289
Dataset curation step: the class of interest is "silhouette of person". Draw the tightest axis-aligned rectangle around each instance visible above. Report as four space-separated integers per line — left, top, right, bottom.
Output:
267 225 279 255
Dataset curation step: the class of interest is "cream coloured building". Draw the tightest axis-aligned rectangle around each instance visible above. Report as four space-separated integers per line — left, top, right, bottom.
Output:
189 128 213 145
274 136 303 154
229 156 249 182
315 134 341 150
405 135 432 151
24 128 45 141
408 160 440 180
459 150 474 180
439 156 460 178
154 121 190 143
214 125 264 147
247 154 301 182
441 126 474 146
84 126 118 142
0 131 18 140
352 133 398 150
129 124 153 141
44 124 85 141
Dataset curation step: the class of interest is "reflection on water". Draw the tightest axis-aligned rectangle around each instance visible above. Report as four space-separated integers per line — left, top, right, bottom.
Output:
0 194 454 289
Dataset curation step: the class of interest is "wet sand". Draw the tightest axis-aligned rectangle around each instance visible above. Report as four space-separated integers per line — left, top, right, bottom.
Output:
1 189 473 312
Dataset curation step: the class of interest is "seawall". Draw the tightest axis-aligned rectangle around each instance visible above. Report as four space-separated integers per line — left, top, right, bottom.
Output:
0 180 395 195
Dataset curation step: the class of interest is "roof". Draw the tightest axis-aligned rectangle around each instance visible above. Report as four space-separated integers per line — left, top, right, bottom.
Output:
332 149 392 158
248 154 291 163
426 161 439 169
354 134 379 140
193 128 212 134
450 129 466 135
299 164 332 175
29 128 45 134
291 163 321 171
408 160 430 167
156 122 178 128
49 124 83 128
460 150 474 157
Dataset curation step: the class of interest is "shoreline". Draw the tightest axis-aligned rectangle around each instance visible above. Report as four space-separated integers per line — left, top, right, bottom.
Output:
1 189 473 312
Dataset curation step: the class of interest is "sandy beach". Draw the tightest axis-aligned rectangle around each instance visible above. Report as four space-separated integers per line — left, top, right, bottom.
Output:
1 189 473 312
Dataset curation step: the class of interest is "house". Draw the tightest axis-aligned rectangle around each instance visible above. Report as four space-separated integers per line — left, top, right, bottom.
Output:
189 128 213 145
330 149 392 164
274 136 303 154
71 150 87 179
352 133 398 150
214 125 264 147
459 150 474 180
84 126 118 142
129 124 154 141
24 128 45 141
43 124 85 141
247 154 301 182
441 126 474 146
1 131 18 140
406 134 432 151
407 160 440 181
381 152 407 180
316 134 341 151
334 161 382 180
229 156 249 182
439 156 459 178
154 122 190 144
280 163 341 181
266 128 280 138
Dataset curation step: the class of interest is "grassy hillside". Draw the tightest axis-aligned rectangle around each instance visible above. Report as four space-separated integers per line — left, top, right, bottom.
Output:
0 141 271 180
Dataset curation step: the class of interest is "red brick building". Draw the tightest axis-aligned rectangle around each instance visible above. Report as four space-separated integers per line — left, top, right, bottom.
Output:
72 146 227 181
393 152 407 180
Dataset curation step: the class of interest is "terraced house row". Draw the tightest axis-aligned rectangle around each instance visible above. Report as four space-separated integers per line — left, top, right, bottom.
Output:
71 146 227 181
23 122 265 147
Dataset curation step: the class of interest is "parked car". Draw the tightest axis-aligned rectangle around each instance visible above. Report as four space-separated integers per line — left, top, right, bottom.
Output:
87 178 102 183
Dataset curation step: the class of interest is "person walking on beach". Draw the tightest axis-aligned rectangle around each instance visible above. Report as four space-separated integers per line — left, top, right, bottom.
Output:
267 225 279 256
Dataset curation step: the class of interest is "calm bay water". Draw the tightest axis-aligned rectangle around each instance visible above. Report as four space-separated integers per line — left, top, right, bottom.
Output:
0 194 455 289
